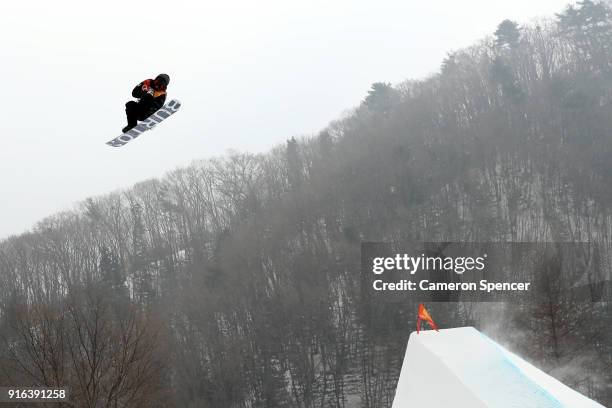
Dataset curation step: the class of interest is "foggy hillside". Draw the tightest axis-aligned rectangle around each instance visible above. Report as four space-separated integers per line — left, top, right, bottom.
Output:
1 1 612 406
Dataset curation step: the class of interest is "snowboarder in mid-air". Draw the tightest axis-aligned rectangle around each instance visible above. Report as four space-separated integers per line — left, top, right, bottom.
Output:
122 73 170 133
107 73 180 147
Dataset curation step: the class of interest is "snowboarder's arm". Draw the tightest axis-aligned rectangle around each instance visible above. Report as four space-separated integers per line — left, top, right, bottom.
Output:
132 82 144 98
132 79 154 98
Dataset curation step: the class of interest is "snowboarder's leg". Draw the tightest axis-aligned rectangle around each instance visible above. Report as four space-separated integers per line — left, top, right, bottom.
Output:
123 101 140 132
137 105 156 121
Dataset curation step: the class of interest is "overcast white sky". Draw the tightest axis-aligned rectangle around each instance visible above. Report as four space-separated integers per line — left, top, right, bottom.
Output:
0 0 571 238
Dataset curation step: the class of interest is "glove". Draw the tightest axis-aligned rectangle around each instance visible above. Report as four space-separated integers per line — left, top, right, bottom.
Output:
142 84 155 96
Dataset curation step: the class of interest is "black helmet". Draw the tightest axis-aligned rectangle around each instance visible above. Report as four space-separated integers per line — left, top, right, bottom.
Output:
155 73 170 86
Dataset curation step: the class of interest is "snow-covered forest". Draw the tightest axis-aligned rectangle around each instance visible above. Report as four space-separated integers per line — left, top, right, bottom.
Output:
1 1 612 406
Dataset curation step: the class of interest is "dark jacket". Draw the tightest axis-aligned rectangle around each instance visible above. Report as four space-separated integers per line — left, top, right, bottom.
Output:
132 79 167 116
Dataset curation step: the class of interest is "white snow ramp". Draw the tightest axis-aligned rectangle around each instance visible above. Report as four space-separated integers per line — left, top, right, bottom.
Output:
392 327 604 408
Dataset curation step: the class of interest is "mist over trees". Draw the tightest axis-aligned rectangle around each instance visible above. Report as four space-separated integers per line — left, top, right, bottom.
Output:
1 1 612 406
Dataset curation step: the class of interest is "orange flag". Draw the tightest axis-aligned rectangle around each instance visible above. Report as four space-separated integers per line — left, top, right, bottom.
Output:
417 303 439 333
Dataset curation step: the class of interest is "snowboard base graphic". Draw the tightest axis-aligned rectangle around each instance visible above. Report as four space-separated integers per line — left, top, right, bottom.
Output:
107 99 181 147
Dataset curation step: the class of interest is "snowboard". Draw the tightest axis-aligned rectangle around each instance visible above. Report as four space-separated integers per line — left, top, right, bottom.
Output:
106 99 181 147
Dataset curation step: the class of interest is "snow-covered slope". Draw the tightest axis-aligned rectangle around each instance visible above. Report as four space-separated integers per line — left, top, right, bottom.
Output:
392 327 604 408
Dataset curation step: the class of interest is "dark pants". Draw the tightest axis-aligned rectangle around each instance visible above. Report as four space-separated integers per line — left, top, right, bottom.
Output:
125 101 152 128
